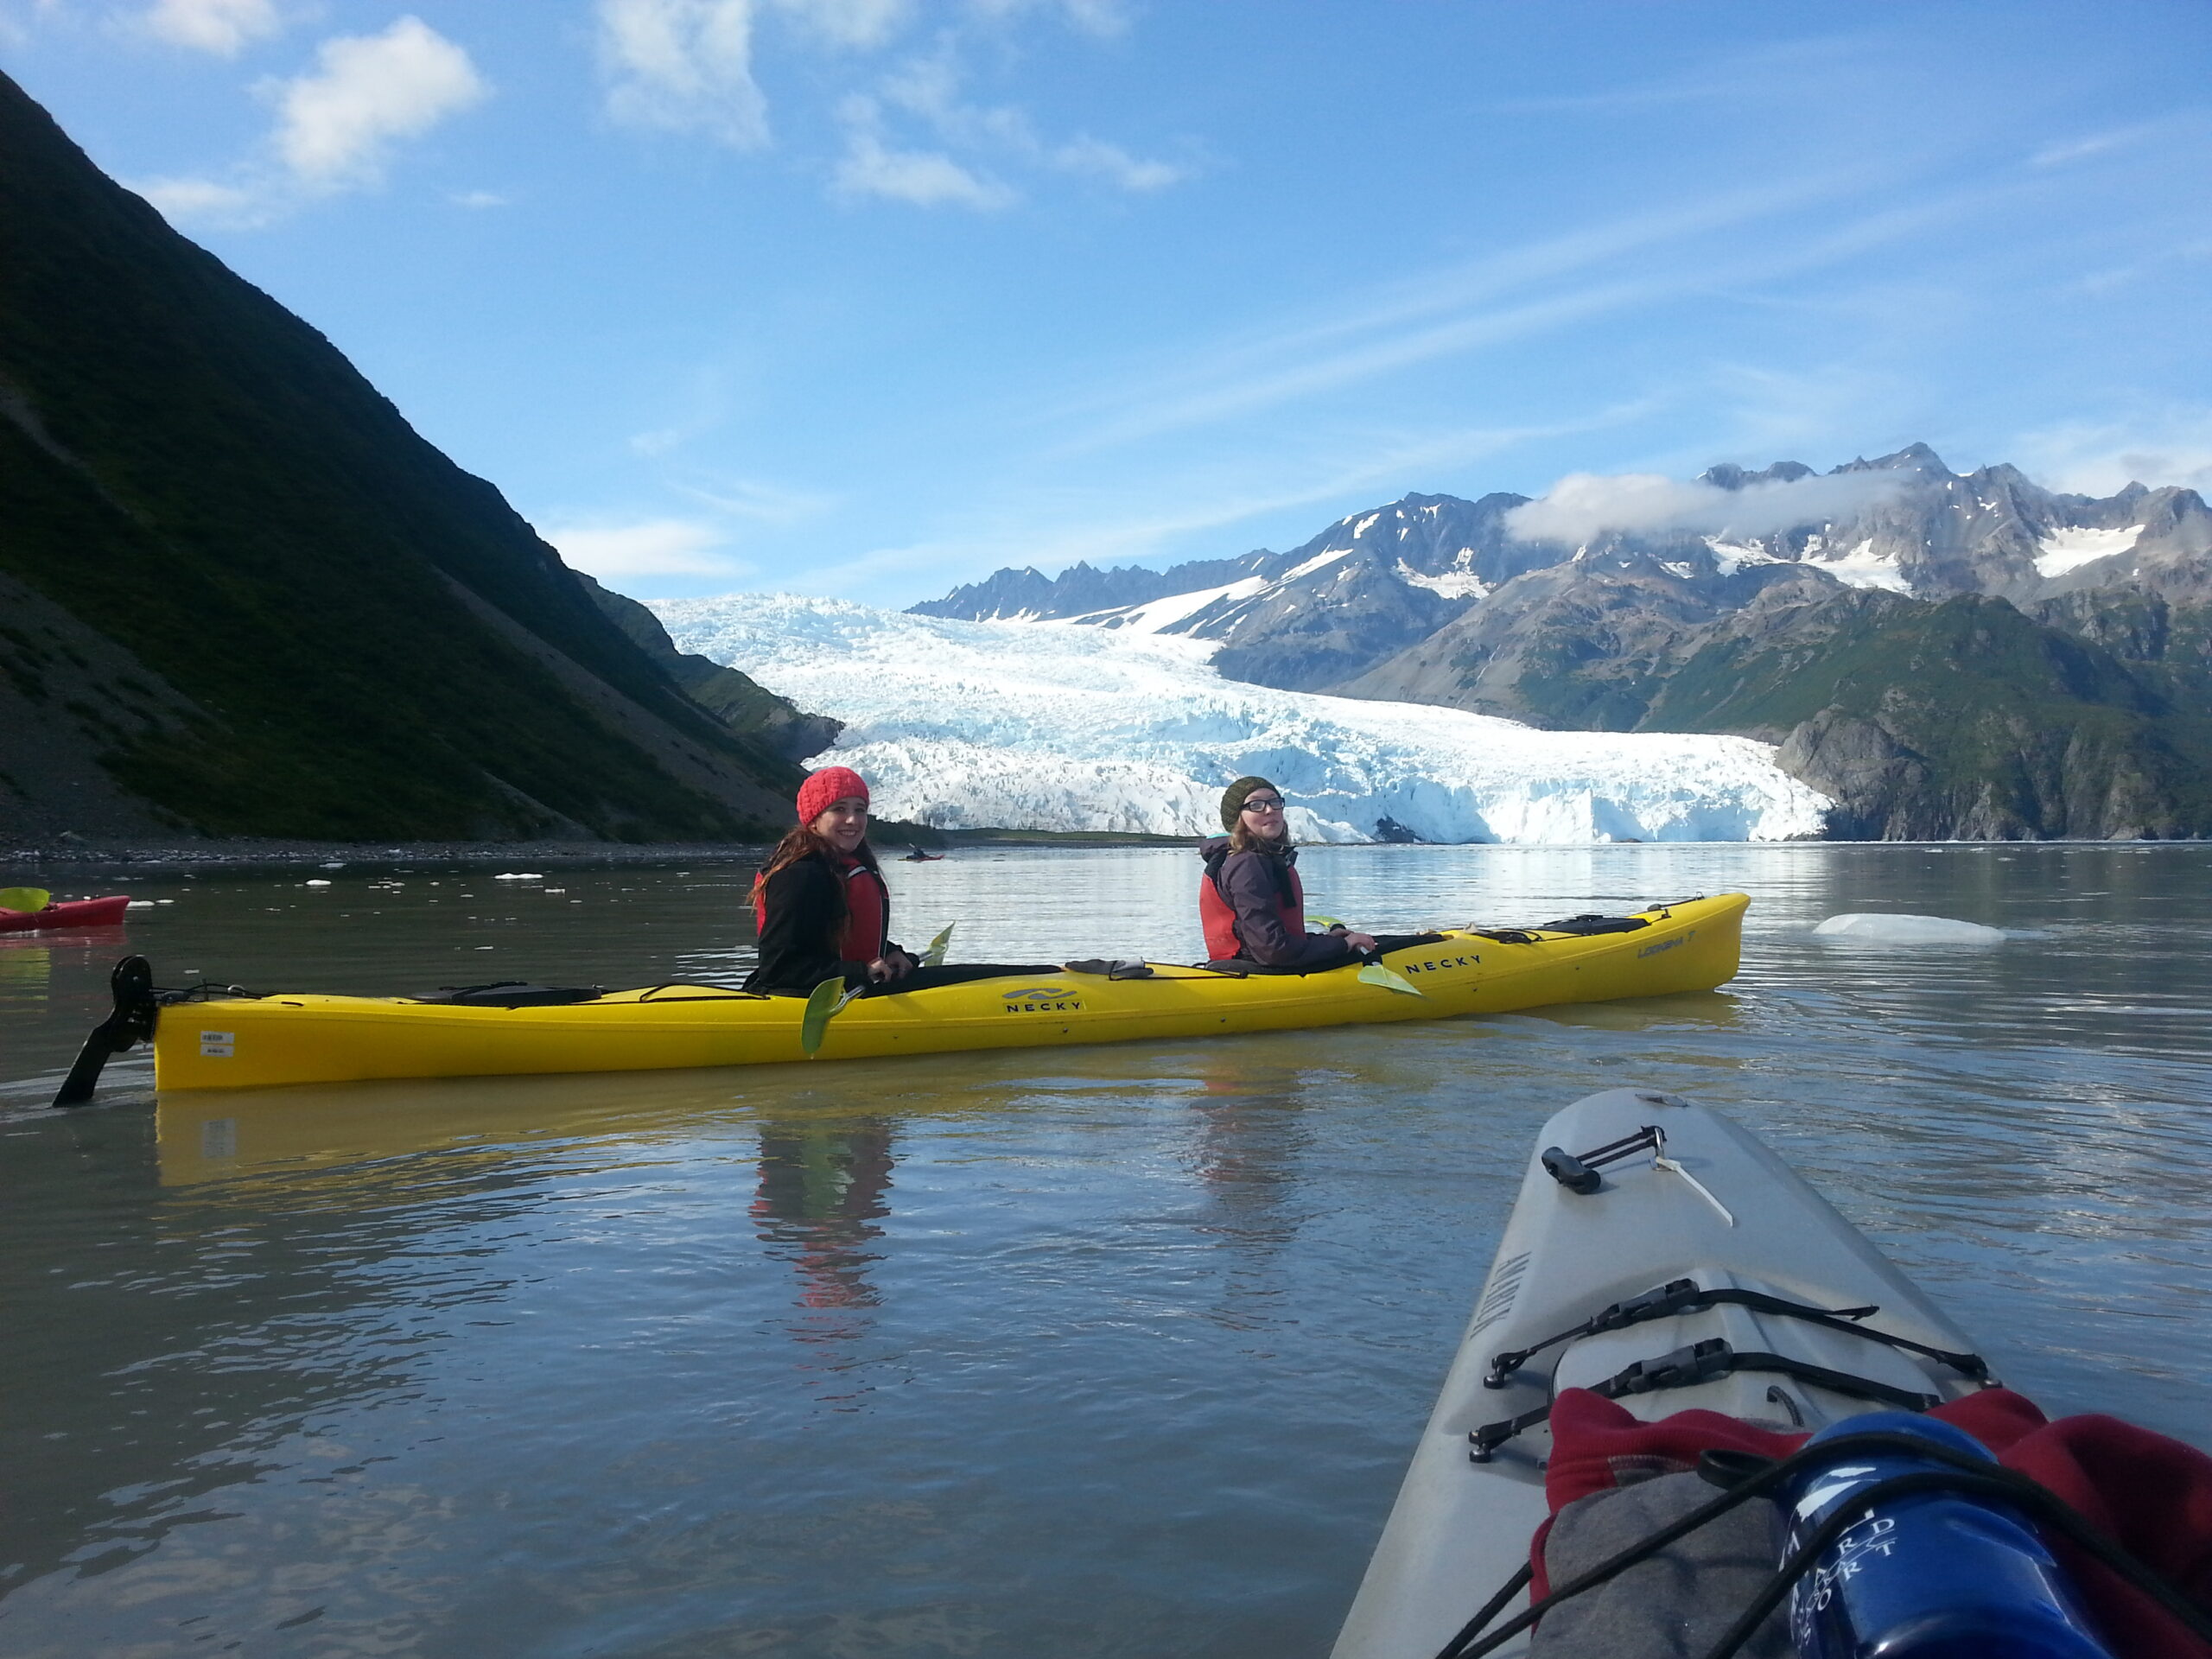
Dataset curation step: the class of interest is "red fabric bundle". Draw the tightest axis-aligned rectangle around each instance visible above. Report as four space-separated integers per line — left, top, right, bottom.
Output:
1534 1387 2212 1656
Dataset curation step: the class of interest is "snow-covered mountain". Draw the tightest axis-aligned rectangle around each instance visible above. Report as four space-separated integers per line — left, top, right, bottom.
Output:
914 446 2212 707
651 593 1829 842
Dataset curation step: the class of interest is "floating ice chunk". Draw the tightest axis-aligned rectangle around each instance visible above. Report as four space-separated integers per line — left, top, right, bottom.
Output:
493 872 545 880
305 879 332 887
127 899 156 908
1813 912 2005 944
321 861 346 869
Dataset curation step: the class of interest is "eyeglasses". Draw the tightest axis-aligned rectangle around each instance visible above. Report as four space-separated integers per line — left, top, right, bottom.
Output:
1241 796 1285 811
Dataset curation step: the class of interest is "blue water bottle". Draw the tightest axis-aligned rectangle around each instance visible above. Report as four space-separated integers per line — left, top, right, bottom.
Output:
1783 1412 2116 1659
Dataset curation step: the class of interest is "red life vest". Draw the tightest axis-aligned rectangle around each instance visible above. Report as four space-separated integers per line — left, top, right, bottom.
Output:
1200 849 1306 960
752 854 890 963
836 860 888 962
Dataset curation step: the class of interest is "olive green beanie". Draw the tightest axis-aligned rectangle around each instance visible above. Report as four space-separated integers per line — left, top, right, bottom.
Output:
1219 775 1279 830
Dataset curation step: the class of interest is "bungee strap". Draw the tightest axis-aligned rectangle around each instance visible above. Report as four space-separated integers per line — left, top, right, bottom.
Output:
1539 1124 1666 1192
1432 1427 2212 1659
1467 1339 1945 1462
1483 1276 1990 1388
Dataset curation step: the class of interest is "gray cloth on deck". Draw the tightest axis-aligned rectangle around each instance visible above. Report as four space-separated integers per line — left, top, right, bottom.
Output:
1529 1471 1789 1658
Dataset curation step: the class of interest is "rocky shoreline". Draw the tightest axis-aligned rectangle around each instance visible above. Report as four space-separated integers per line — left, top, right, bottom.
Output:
3 836 779 873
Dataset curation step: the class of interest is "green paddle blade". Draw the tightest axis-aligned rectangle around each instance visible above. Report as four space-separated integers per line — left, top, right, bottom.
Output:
921 924 954 968
0 887 50 913
1306 914 1343 930
1357 961 1427 998
800 976 847 1058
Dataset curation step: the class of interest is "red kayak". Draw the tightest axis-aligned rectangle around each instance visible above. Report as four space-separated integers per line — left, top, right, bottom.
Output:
0 894 131 932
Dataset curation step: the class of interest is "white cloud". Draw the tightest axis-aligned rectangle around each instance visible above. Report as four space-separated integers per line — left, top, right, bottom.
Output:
450 188 508 208
141 0 278 54
546 518 753 580
1505 467 1910 543
598 0 769 148
269 16 486 189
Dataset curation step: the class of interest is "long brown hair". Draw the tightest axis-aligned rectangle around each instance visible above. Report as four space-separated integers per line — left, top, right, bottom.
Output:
753 824 880 917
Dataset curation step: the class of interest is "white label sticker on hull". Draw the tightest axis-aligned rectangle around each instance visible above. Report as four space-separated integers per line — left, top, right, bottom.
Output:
200 1030 235 1058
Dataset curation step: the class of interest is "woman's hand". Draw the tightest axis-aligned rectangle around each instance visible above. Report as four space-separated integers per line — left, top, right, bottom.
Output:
1344 931 1379 955
868 950 915 982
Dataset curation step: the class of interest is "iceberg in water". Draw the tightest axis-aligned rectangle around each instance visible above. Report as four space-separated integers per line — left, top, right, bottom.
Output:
1813 912 2005 944
652 594 1832 843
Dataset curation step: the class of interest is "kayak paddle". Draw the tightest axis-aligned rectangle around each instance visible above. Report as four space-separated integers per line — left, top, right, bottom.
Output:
1307 913 1343 930
800 976 863 1058
0 886 51 913
1357 961 1426 998
921 924 955 968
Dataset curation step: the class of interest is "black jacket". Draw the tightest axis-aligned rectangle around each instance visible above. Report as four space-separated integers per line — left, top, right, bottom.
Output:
743 854 900 994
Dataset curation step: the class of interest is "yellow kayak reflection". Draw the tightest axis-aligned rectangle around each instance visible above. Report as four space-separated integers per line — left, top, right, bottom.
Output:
151 894 1748 1093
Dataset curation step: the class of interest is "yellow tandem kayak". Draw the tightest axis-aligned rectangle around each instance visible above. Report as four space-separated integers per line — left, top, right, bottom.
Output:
117 893 1753 1093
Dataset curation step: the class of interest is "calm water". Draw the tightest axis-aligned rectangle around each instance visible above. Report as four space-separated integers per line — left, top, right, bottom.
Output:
3 844 2209 1657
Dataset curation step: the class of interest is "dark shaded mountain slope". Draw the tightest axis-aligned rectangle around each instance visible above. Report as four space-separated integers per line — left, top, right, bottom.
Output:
0 71 804 842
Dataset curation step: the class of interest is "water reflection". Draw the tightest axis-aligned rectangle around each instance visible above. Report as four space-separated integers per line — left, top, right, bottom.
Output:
753 1119 897 1324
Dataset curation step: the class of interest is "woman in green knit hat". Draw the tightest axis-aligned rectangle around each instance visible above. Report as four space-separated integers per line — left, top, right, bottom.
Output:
1197 777 1437 970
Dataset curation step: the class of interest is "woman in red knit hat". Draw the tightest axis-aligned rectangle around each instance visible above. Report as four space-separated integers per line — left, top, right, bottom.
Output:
744 766 1058 996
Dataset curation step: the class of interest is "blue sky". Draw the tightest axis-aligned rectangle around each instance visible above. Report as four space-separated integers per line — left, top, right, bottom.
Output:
3 2 2209 607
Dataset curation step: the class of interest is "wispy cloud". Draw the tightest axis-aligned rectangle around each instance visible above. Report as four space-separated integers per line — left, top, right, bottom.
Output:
1047 134 1184 191
969 0 1128 38
782 0 909 50
794 408 1643 594
1043 172 1902 454
134 174 268 224
833 99 1013 208
2011 407 2212 497
835 46 1187 207
1505 467 1908 543
2030 123 2158 169
1481 34 1882 116
671 475 837 524
138 0 279 54
546 518 754 581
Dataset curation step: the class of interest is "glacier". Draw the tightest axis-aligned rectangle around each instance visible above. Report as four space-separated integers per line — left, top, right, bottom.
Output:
652 593 1833 843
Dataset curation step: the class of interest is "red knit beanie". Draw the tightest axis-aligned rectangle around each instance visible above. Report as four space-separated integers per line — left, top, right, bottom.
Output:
796 765 869 828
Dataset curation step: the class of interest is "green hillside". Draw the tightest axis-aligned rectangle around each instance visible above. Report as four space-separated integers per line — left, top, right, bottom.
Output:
0 71 804 842
1646 593 2212 838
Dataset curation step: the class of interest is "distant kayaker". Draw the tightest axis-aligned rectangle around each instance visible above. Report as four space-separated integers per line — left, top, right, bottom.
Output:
746 766 1055 995
1199 776 1440 971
